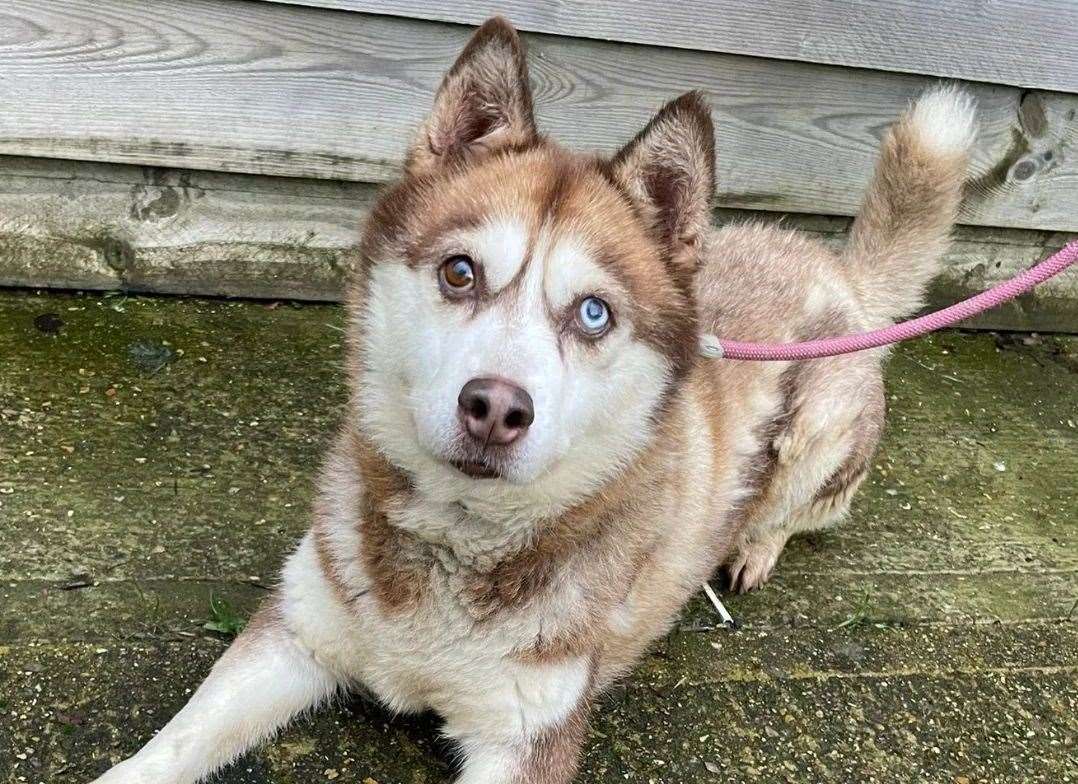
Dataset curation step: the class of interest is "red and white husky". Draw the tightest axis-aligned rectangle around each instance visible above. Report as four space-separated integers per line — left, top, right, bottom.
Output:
93 17 977 784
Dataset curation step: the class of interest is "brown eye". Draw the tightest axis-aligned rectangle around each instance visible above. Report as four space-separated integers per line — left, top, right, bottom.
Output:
440 255 476 292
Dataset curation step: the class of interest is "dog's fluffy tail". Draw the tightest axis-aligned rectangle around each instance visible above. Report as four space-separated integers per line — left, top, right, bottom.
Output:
843 86 977 325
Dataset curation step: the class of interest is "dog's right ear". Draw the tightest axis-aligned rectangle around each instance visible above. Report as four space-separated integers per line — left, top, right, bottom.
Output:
406 17 537 175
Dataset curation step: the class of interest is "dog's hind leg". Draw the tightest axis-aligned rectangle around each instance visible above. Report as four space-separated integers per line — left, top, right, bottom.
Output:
726 524 793 595
727 465 870 593
91 601 341 784
726 364 884 593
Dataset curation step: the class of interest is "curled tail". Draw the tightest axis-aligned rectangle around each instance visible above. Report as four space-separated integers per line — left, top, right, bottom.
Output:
844 86 977 324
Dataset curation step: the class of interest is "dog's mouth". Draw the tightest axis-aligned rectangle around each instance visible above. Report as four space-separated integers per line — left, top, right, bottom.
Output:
450 458 502 480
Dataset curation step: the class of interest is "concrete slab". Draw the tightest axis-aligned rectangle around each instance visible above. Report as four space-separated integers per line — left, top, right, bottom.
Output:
0 290 1075 783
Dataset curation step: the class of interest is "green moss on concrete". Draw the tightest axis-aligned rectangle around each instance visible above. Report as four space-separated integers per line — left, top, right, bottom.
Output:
3 630 1074 783
0 580 268 645
582 667 1076 783
1 641 450 783
0 291 346 583
0 290 1075 783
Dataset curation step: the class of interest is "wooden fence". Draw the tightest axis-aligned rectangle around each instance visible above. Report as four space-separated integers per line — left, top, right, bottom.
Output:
1 1 1076 330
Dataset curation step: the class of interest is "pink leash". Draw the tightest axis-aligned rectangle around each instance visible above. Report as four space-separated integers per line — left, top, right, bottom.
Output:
698 240 1078 362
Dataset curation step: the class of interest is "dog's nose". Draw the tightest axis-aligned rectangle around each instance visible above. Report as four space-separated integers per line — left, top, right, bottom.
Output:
457 377 534 446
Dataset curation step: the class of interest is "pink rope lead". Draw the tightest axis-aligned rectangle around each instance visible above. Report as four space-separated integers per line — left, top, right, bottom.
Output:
698 240 1078 362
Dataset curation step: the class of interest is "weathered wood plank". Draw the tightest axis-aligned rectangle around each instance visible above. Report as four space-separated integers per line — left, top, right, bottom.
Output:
1 156 1074 331
1 2 1077 231
263 0 1078 94
0 157 371 300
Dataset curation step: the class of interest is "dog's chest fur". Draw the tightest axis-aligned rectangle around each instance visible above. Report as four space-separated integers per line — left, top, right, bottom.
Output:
294 449 600 714
284 538 591 738
287 392 733 714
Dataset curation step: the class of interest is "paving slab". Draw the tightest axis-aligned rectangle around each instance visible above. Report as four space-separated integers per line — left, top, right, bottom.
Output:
0 290 1075 783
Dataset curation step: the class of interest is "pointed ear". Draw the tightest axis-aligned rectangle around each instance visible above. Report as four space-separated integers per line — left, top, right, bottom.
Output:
610 92 715 264
406 17 537 174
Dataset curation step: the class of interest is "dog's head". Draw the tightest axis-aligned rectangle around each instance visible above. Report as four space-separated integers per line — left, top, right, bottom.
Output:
350 18 714 519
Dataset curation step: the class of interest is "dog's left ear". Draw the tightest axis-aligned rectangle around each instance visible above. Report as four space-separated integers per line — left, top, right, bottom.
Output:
610 92 715 269
406 17 537 175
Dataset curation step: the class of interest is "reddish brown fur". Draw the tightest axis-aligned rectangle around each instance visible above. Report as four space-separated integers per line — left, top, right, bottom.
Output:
92 20 975 784
350 434 430 613
519 668 595 783
361 146 701 379
336 27 970 772
843 106 971 325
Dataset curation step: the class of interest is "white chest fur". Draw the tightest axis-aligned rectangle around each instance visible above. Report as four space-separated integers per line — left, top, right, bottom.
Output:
280 525 589 740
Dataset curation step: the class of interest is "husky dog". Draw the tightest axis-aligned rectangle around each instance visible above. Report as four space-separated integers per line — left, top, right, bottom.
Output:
93 17 977 784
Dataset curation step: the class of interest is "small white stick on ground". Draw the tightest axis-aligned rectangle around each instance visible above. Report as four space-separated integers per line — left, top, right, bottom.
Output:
701 582 735 627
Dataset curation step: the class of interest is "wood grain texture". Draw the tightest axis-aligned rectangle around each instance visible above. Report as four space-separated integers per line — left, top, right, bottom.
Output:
0 157 371 299
264 0 1078 93
1 2 1077 231
1 156 1073 331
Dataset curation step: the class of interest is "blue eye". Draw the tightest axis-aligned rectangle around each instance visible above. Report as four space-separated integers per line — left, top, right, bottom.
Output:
577 296 611 336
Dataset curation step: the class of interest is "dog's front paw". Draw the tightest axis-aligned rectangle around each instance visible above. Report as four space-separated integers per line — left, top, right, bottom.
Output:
90 758 153 784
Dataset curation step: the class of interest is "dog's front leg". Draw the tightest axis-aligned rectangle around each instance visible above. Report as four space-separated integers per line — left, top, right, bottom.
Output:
454 715 591 784
91 602 341 784
447 656 593 784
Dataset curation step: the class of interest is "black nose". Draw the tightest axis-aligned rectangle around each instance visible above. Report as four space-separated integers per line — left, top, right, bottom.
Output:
457 377 534 446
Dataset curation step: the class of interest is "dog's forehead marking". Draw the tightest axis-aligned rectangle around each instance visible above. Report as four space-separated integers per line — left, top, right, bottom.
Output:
541 232 615 310
471 216 530 293
467 212 616 314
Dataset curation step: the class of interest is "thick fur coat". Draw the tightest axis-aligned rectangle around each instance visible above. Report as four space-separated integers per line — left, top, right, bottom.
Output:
93 18 977 784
